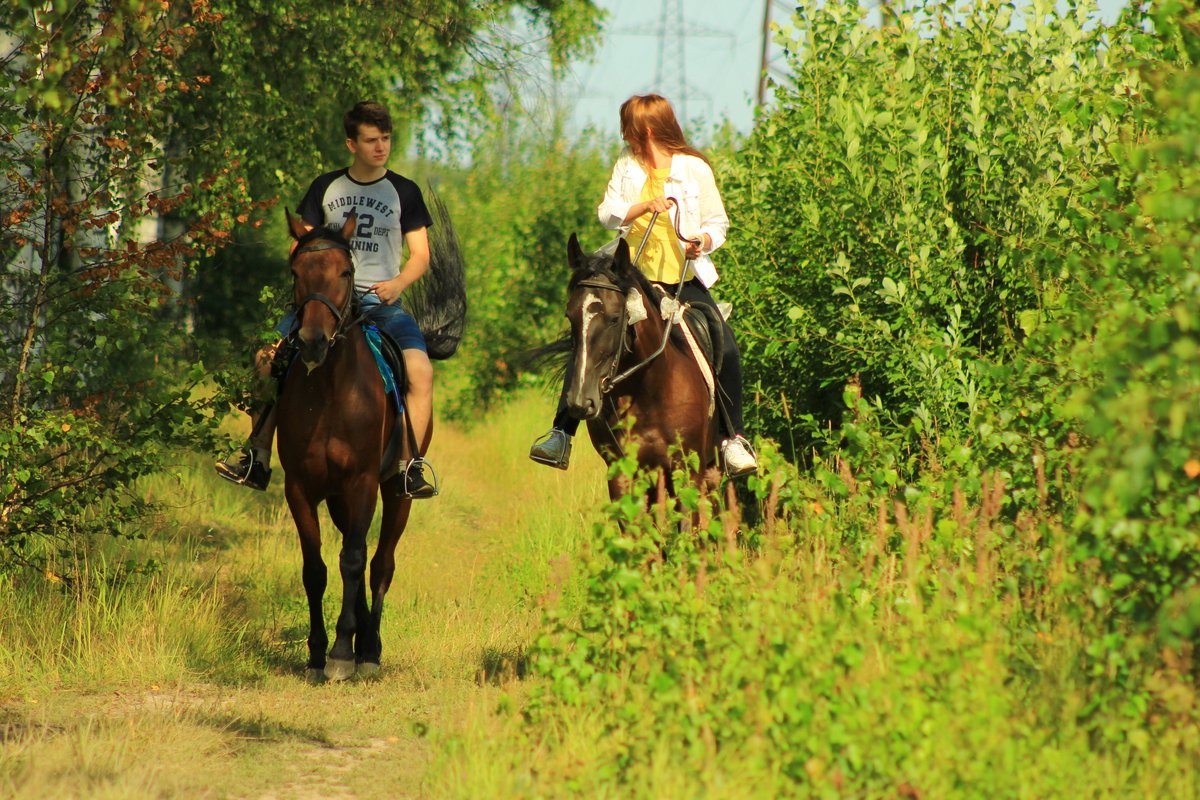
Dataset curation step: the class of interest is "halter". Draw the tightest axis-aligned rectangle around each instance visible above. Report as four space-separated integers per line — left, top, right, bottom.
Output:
290 228 356 344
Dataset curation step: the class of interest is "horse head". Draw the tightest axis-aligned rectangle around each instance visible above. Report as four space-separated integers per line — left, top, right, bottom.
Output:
287 209 357 372
563 233 640 420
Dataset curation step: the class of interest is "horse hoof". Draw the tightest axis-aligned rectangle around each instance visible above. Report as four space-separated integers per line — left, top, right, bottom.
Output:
356 662 381 680
324 659 356 682
305 668 326 684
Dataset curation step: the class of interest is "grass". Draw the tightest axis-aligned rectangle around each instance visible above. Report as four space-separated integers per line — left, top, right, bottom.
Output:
2 386 1197 798
0 387 605 798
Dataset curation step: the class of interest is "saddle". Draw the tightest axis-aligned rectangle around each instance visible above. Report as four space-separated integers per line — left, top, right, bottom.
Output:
635 286 731 427
639 285 726 378
680 304 726 377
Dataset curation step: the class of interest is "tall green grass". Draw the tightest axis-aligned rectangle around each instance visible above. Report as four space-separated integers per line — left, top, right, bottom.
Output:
427 443 1200 799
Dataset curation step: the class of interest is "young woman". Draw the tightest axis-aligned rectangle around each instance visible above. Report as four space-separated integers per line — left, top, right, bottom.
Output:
529 93 757 477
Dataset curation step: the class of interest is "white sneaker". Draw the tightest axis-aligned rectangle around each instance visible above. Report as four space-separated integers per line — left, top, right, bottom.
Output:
721 435 758 477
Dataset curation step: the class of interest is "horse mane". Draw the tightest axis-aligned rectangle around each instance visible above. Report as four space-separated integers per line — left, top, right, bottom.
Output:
292 224 351 253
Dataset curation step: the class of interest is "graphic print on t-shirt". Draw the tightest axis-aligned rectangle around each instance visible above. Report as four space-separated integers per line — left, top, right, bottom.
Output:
297 169 432 293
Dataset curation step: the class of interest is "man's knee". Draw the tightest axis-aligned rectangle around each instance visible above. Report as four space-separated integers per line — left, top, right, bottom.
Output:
403 350 434 393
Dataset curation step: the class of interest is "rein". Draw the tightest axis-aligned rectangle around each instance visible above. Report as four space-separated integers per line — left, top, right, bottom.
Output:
600 199 698 393
575 277 629 393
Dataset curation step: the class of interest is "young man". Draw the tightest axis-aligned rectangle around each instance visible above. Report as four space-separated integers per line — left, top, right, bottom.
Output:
215 100 438 498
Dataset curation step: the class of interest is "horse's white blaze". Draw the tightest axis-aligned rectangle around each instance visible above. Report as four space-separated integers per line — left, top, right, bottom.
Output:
577 289 602 388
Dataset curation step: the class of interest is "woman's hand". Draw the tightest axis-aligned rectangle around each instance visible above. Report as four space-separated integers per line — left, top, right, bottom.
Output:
684 233 711 260
642 195 672 216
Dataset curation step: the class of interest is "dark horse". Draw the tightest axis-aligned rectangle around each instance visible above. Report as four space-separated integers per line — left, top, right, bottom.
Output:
277 210 414 682
562 233 722 505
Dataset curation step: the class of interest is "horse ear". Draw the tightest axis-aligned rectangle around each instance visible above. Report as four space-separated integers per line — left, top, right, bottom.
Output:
341 209 358 241
285 208 308 240
612 237 633 275
567 233 584 270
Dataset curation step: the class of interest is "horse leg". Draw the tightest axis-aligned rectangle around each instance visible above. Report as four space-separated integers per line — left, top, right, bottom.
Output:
325 481 379 682
358 480 413 677
328 496 373 673
607 472 631 502
285 484 328 682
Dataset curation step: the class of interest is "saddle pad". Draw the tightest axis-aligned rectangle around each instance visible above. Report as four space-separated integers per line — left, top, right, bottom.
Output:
679 317 717 417
364 326 405 416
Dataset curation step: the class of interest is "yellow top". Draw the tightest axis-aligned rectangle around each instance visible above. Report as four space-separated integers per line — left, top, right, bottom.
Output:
626 166 690 284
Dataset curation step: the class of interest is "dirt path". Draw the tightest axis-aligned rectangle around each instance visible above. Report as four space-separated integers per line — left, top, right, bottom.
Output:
0 394 604 799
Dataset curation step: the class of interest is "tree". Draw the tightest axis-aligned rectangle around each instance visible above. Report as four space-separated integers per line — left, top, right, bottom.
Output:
0 1 242 568
0 0 603 571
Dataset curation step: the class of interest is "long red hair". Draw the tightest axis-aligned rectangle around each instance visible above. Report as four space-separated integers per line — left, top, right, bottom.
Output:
619 94 709 166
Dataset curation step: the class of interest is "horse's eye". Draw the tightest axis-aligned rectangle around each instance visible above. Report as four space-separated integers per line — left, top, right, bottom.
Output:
341 270 352 279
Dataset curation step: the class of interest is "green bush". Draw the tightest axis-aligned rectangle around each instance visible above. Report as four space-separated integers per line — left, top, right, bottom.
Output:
715 0 1200 646
722 0 1152 450
433 120 614 414
520 451 1199 797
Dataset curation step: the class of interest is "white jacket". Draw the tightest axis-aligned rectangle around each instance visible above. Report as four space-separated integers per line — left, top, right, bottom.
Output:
597 149 730 288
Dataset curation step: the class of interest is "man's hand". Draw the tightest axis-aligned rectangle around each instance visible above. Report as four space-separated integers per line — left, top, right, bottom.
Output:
370 275 405 304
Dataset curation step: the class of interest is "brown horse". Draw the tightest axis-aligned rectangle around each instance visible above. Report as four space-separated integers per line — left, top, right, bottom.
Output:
562 234 721 504
277 210 414 682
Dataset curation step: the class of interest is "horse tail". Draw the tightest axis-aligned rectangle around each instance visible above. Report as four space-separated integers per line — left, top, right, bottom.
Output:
407 182 468 360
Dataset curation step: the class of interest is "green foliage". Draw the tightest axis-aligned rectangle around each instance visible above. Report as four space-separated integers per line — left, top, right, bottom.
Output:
0 2 237 569
433 118 614 414
520 453 1199 797
1006 0 1200 635
722 0 1151 448
713 0 1200 643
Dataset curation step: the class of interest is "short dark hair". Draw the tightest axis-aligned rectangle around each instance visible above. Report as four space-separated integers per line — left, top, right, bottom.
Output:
343 101 392 139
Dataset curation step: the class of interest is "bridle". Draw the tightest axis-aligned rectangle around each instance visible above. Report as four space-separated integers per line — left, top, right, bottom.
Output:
572 275 630 394
291 230 356 345
589 198 701 394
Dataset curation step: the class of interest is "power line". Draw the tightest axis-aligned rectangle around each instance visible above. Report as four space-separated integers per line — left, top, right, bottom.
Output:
612 0 733 126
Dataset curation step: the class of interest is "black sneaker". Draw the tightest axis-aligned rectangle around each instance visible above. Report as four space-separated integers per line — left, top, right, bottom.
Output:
529 428 571 470
403 461 438 499
214 448 271 491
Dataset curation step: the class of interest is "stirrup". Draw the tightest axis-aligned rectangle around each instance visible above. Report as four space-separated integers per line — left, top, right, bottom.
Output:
529 428 572 470
401 456 439 499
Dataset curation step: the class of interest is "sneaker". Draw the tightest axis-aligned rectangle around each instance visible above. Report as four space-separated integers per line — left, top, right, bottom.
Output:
721 435 758 477
529 428 571 470
403 461 438 499
214 448 271 491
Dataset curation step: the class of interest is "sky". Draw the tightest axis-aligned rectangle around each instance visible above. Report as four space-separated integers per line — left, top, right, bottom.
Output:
559 0 771 139
552 0 1129 144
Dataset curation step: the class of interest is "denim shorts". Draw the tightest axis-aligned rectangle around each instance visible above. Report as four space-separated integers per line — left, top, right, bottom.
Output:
276 294 428 353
